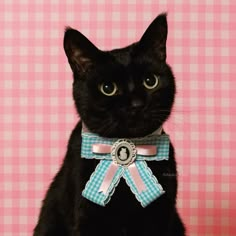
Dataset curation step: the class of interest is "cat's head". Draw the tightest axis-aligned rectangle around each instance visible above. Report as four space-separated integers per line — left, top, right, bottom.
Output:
64 13 175 138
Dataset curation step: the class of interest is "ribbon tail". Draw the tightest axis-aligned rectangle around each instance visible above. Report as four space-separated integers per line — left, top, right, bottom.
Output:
82 160 122 206
99 162 119 194
124 161 165 207
128 163 146 193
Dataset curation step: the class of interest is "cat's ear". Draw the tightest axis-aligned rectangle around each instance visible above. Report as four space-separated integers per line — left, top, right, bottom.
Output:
139 13 168 61
64 27 100 73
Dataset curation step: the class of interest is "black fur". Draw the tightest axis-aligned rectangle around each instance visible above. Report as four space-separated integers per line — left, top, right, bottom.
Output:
34 13 186 236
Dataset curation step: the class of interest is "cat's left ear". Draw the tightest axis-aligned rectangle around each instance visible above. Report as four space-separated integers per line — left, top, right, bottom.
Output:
139 13 168 61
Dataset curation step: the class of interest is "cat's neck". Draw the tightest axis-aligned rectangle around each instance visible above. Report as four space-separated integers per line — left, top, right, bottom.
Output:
82 122 163 138
149 126 163 136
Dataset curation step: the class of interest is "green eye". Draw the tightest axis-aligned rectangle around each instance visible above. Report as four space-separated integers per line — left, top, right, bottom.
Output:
99 82 118 96
143 74 160 90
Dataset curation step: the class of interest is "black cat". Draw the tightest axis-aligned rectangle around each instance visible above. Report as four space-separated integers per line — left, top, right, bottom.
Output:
34 13 186 236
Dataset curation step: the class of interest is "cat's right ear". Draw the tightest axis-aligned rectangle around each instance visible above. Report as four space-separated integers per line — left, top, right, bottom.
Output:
64 27 100 73
139 13 168 61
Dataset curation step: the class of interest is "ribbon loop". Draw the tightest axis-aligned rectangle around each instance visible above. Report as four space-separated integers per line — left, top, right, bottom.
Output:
93 143 157 156
93 144 111 154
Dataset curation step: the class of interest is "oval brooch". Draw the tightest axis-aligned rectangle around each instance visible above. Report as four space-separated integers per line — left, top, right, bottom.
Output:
111 139 137 166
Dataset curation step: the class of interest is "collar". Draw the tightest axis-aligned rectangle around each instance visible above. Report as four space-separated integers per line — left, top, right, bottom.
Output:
81 129 170 207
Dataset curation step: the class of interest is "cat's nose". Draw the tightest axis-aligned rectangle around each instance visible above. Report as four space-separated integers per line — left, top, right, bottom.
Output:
131 98 144 108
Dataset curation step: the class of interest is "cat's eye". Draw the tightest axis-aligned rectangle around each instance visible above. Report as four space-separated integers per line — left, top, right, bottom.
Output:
99 82 118 96
143 74 160 90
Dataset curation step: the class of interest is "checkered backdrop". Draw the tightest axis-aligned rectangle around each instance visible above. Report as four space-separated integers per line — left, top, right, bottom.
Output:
0 0 235 235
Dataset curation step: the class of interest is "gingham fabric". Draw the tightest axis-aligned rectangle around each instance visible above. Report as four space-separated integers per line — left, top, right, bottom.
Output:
81 132 168 207
82 160 124 206
123 161 164 207
1 1 236 235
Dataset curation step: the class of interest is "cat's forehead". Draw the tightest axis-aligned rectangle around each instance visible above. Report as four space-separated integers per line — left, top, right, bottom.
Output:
108 43 136 67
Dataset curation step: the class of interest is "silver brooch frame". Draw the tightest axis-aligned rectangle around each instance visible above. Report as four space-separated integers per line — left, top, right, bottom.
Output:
111 139 137 167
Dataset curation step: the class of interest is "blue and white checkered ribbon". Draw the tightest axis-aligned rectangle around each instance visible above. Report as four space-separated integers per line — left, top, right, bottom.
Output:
81 132 169 207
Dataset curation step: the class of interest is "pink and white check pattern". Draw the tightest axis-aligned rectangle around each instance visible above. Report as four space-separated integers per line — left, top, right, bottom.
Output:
0 0 235 235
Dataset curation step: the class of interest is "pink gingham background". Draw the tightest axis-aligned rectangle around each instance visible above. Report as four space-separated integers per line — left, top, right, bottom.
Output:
0 0 236 235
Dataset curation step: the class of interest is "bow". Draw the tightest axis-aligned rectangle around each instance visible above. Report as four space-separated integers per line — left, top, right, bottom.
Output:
81 132 169 207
